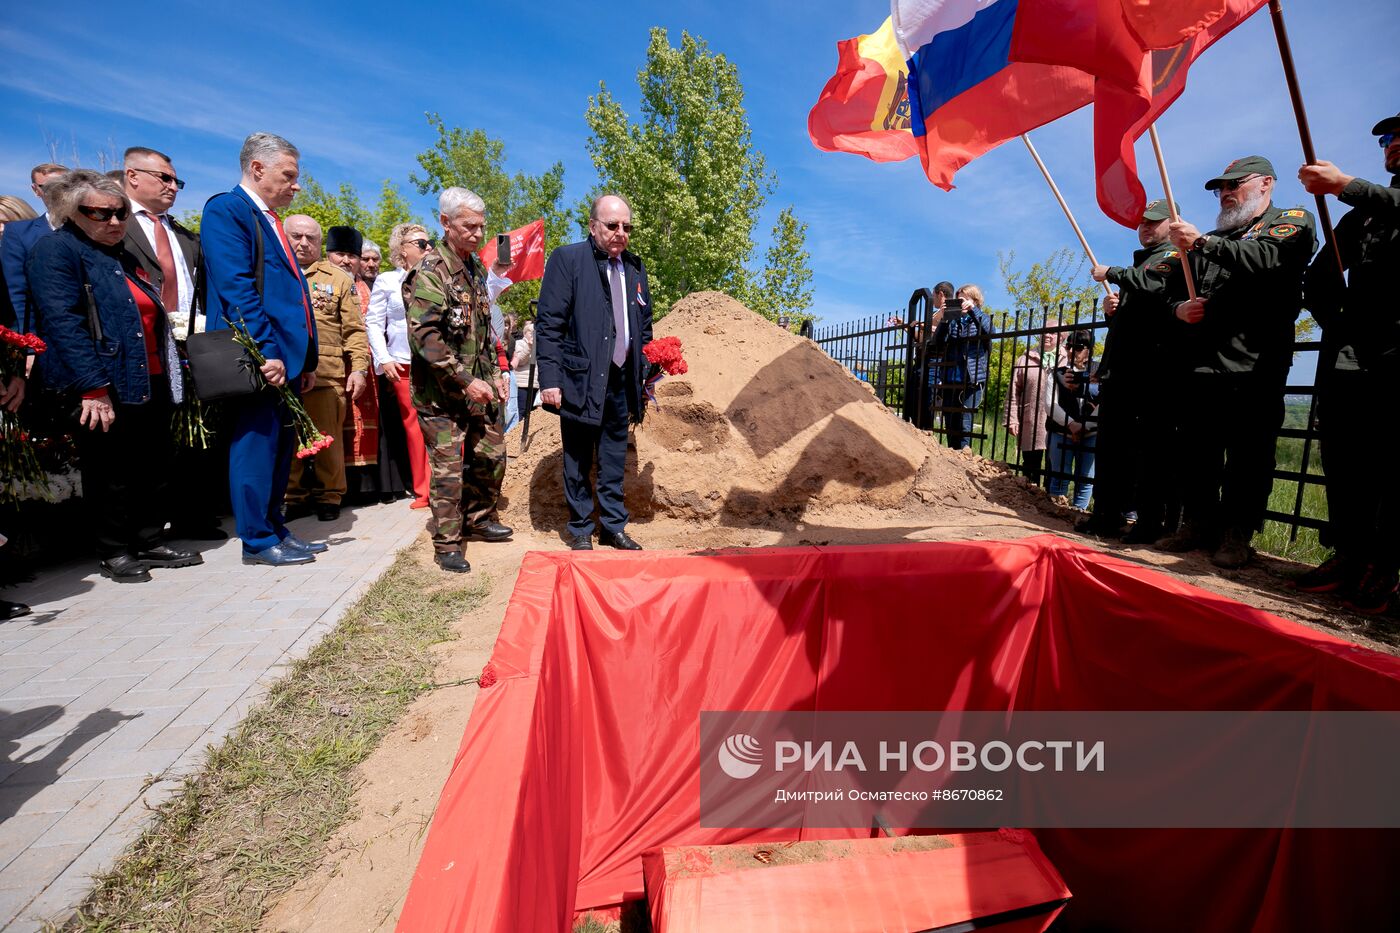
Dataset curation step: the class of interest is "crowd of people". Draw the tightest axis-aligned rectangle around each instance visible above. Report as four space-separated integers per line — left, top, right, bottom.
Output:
0 132 657 618
994 113 1397 615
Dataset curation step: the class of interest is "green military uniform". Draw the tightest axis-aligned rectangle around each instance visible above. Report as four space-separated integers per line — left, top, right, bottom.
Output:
402 244 505 555
1090 202 1191 540
1172 156 1317 553
286 259 369 508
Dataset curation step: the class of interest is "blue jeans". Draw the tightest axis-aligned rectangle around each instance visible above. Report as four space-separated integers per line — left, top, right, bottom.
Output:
941 386 984 450
1047 431 1097 509
503 370 520 433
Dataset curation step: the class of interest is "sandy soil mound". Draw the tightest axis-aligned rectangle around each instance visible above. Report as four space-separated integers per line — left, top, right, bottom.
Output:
502 291 986 533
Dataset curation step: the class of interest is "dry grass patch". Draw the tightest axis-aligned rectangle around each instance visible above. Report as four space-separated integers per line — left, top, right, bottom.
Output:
58 550 489 932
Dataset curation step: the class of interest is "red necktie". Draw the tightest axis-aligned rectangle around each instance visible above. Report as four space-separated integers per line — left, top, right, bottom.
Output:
142 211 180 314
268 209 315 336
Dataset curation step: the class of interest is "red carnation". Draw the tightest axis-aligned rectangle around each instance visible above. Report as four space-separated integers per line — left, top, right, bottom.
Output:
478 664 498 688
642 336 687 376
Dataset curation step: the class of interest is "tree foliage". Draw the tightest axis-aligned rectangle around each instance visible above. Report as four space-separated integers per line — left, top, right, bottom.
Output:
996 248 1103 324
409 114 567 318
583 28 810 321
742 207 814 327
285 176 419 271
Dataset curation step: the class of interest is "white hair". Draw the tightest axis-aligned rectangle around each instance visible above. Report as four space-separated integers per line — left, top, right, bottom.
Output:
438 186 485 219
239 132 299 174
361 238 381 255
46 169 129 227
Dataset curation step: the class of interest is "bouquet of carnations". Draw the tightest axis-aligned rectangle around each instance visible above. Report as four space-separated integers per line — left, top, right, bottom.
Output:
641 336 688 409
225 319 334 459
0 324 48 503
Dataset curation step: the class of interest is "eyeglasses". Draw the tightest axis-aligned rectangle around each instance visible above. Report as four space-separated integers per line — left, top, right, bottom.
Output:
76 204 130 222
1214 174 1259 195
600 221 634 233
408 238 435 250
129 167 185 190
1380 133 1397 149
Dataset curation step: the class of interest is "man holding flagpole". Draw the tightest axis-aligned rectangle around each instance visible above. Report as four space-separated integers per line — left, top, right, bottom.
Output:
1157 156 1315 569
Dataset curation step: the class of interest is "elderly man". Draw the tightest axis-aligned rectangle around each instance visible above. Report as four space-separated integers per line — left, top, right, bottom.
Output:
1088 199 1189 542
1157 157 1317 568
201 132 325 566
537 193 653 551
283 217 369 521
1293 113 1400 613
361 239 381 288
403 187 513 573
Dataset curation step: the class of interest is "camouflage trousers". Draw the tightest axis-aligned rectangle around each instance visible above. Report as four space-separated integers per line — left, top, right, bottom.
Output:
417 405 506 553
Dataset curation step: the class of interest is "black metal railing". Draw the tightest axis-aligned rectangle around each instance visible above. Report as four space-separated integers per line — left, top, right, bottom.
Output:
814 292 1327 550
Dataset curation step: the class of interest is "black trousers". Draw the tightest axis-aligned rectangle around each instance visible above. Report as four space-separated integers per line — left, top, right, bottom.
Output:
1319 367 1399 570
1179 373 1283 536
1093 379 1176 529
76 379 174 558
560 364 631 538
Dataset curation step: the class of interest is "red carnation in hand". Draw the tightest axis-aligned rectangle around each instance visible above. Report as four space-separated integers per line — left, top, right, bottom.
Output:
642 336 687 376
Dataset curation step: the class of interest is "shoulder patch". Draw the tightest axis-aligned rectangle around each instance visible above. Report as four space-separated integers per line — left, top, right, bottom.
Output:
1160 249 1179 259
1268 223 1299 238
1280 209 1305 218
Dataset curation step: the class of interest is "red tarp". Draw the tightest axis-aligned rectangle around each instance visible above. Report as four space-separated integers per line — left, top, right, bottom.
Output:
396 536 1400 932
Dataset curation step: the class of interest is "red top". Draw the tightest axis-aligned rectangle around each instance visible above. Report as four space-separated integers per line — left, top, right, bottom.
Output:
125 278 164 377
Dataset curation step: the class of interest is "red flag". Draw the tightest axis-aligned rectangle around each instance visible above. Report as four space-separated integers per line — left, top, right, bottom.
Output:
1121 0 1227 49
477 218 546 286
1011 0 1265 227
808 17 919 163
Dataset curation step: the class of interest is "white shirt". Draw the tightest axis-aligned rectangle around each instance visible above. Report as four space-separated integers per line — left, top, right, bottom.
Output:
130 199 197 337
365 269 411 373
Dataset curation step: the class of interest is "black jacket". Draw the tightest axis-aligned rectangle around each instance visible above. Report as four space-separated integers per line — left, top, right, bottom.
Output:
1303 174 1400 371
536 237 653 426
1101 240 1188 387
122 211 202 332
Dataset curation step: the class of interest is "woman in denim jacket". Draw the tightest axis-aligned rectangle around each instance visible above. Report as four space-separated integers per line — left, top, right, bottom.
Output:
27 170 198 583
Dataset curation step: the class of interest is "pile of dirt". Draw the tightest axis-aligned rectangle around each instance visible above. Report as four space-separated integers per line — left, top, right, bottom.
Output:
501 291 993 533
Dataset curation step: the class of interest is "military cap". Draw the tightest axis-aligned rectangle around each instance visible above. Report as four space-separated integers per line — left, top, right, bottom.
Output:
326 225 363 254
1141 199 1179 222
1204 155 1277 190
1372 112 1400 136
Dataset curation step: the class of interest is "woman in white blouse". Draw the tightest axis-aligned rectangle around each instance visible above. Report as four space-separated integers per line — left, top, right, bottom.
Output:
366 223 434 508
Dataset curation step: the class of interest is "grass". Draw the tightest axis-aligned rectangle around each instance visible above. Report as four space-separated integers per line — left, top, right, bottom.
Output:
57 550 489 932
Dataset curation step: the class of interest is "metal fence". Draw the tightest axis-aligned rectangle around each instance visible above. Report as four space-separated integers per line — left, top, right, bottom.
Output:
813 290 1327 548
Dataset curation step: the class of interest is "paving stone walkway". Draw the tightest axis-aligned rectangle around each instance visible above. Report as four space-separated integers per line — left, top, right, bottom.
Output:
0 501 426 931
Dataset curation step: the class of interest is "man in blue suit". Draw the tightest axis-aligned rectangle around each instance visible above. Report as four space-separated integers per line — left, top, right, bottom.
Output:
201 132 326 566
537 193 653 551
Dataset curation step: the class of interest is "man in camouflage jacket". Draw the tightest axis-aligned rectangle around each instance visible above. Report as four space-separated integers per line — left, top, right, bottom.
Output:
403 187 512 573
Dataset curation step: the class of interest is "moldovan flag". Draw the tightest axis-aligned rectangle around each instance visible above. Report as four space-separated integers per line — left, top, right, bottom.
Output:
890 0 1094 190
1010 0 1265 226
808 17 919 162
477 218 546 286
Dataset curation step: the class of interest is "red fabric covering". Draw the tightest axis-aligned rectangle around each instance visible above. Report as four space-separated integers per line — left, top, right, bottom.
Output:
396 537 1400 932
643 833 1068 932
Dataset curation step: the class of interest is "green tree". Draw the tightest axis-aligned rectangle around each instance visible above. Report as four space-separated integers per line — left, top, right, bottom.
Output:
409 113 567 319
363 180 420 271
742 207 814 328
997 248 1103 322
177 210 201 233
583 28 780 318
286 175 371 237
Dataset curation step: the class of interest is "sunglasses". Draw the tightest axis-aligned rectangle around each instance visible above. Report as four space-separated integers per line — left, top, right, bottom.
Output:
408 238 435 250
1213 174 1260 195
76 204 130 222
600 221 634 233
1380 133 1397 149
130 167 185 190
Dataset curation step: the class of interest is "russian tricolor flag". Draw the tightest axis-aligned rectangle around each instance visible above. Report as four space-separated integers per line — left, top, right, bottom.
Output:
891 0 1094 189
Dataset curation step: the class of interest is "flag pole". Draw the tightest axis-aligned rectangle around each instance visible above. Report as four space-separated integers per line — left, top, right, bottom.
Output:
1020 134 1113 295
1267 0 1343 277
1146 125 1198 300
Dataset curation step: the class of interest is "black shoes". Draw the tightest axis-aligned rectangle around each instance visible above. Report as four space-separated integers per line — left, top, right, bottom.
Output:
242 542 316 566
1209 529 1253 569
100 555 152 583
466 521 514 542
316 503 341 522
1294 555 1357 594
2 599 32 620
1121 522 1164 546
1343 565 1399 616
568 535 593 551
282 533 329 554
435 550 471 573
1075 515 1125 538
599 530 643 551
132 545 203 568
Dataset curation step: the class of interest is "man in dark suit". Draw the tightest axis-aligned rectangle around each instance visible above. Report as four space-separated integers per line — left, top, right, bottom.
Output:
1 164 68 413
121 146 227 540
537 193 652 551
201 132 324 566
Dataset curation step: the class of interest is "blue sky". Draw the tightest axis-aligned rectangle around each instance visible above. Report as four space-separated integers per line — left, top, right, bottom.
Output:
3 0 1396 348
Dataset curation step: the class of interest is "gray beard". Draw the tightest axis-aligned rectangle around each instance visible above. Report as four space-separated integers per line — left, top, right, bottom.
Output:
1215 192 1268 231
